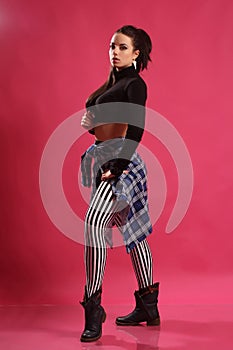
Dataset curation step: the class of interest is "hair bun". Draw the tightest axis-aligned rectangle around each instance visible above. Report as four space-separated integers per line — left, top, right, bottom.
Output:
137 28 152 54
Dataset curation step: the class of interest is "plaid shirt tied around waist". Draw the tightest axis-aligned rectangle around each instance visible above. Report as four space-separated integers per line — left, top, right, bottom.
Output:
81 138 153 253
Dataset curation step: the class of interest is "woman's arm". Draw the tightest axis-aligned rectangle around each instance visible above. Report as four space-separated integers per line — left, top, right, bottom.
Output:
108 78 147 177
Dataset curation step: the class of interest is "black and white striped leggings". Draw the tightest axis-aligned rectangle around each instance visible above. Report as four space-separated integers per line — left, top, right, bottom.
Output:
84 180 153 298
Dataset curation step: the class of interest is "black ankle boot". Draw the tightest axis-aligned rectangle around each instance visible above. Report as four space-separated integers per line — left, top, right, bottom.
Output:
80 286 106 342
115 282 160 326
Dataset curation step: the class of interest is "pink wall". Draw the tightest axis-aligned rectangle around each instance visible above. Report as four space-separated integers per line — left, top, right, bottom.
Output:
1 0 233 305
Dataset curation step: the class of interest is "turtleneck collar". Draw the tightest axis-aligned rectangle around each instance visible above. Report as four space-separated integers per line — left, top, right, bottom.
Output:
113 64 137 82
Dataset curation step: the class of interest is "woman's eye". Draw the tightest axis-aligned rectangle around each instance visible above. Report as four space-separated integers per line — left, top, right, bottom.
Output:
110 44 115 49
120 46 127 50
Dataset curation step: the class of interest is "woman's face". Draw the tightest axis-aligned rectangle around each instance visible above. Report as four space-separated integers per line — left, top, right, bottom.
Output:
109 32 139 71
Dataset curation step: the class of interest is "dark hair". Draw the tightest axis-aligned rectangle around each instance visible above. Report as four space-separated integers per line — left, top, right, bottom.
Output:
86 25 152 106
116 25 152 73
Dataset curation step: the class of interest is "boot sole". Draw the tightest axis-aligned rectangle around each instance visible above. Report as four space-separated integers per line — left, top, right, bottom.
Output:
80 333 102 342
116 317 160 327
80 311 106 342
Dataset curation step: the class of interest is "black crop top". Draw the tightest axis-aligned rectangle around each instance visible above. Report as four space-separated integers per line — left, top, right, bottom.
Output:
85 64 147 176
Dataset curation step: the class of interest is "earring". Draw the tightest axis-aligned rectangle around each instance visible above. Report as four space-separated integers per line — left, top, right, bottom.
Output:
132 60 137 70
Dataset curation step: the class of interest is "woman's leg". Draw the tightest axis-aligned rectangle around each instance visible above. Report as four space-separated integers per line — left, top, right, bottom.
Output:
84 180 116 298
129 239 153 289
115 239 160 326
81 180 117 342
113 210 154 289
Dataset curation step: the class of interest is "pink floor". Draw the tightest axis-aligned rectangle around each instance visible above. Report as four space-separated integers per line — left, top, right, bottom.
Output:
1 304 233 349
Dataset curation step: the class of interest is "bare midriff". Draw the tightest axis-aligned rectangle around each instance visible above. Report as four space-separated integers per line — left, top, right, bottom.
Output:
94 123 128 141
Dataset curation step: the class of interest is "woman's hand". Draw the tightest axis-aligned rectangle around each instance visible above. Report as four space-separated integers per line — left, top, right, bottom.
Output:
81 111 95 130
101 170 115 181
101 169 129 181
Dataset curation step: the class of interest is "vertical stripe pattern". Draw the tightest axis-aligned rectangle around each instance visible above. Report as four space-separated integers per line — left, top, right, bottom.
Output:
129 239 153 289
84 181 117 297
84 180 154 297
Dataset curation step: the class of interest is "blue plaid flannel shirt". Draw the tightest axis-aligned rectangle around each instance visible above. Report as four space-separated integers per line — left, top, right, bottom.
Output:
81 138 153 253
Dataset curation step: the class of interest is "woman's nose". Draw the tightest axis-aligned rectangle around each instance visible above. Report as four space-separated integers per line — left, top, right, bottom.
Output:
113 46 119 55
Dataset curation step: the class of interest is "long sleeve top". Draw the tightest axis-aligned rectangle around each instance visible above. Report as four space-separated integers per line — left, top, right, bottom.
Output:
85 64 147 176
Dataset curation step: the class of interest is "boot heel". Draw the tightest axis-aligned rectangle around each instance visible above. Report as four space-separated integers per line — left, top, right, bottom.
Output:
102 310 106 323
147 317 160 326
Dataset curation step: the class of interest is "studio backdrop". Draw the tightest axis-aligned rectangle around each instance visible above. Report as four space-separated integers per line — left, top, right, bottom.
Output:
1 0 232 305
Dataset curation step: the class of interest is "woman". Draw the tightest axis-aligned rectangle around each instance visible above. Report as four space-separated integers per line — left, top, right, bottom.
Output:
80 25 160 343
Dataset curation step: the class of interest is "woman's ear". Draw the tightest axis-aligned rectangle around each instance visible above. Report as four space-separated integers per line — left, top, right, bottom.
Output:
134 49 140 59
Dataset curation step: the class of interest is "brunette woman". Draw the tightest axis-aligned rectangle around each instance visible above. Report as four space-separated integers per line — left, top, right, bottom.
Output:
80 25 160 342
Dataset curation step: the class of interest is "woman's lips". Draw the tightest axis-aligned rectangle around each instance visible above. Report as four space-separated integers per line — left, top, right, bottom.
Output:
112 58 120 62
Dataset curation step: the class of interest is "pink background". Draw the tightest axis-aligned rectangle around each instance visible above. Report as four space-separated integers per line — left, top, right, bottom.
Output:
1 0 232 305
